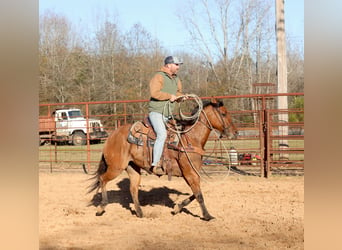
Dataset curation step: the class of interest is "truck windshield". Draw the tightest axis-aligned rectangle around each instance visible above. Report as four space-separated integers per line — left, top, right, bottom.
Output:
68 110 83 119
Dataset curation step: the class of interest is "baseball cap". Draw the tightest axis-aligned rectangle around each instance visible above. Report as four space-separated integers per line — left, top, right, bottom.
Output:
164 56 183 65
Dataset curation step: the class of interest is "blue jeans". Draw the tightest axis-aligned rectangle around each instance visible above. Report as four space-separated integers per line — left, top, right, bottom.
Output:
148 112 168 166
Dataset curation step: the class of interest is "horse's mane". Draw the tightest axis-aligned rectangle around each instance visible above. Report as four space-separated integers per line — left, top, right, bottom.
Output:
202 99 224 109
174 99 224 127
191 99 223 116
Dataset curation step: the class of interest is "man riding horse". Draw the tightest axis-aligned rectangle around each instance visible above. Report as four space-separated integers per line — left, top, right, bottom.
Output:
148 56 188 175
88 56 238 221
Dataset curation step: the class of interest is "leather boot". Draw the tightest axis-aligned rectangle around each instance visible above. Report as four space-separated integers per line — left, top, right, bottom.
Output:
151 162 164 176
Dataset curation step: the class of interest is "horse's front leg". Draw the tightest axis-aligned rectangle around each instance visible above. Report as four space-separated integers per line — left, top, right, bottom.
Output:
180 171 215 221
174 189 214 221
196 191 215 221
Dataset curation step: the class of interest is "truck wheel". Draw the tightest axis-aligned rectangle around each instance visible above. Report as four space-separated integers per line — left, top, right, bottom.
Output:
72 131 86 146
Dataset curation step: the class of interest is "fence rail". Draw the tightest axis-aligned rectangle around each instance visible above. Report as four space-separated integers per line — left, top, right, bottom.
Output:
39 93 304 177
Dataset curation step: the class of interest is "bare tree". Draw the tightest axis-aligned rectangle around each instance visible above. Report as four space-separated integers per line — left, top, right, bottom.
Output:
39 11 77 104
124 23 163 98
286 38 304 93
122 23 166 114
177 0 275 102
93 20 124 103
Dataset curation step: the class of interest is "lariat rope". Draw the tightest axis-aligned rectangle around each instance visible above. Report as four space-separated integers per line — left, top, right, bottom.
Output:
163 94 203 133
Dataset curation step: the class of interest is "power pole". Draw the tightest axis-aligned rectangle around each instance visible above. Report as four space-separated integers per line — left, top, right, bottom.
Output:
275 0 289 159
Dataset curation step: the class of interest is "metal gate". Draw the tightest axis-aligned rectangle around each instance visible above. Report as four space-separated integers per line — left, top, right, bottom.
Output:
263 108 304 177
203 93 304 177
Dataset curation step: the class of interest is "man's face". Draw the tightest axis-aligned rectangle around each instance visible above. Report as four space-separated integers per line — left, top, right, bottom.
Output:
168 63 180 74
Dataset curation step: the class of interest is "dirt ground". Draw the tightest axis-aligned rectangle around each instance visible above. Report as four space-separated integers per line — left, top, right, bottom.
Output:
39 170 304 249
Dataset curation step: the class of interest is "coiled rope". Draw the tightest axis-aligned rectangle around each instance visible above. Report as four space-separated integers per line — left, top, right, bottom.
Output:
162 94 202 133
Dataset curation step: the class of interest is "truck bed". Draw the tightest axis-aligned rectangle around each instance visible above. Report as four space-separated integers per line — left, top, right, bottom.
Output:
39 117 55 133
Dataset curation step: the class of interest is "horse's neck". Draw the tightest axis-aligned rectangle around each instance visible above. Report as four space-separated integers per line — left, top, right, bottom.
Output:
183 113 211 147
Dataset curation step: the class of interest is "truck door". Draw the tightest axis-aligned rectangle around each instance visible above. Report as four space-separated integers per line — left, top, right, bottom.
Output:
55 111 69 136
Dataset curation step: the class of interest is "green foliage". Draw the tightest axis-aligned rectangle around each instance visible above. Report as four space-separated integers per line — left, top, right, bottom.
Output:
289 96 304 122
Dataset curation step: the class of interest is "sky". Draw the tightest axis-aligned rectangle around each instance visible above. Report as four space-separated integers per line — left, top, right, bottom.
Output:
39 0 304 53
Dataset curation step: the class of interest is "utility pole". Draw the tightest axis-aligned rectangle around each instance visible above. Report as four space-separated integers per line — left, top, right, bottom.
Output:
275 0 289 159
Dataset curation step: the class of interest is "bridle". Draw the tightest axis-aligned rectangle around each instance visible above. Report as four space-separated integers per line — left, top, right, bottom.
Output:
200 105 232 137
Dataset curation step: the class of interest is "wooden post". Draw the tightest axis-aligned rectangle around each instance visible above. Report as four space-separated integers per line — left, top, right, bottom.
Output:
276 0 289 160
85 103 91 172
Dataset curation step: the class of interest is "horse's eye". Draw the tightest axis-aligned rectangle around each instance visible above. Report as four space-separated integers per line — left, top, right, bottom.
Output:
221 113 227 117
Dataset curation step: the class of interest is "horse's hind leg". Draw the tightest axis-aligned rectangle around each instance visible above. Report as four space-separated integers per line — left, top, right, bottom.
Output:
126 164 143 218
96 168 123 216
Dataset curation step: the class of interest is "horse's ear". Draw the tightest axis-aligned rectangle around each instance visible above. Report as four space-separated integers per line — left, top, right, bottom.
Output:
210 97 224 107
210 97 217 104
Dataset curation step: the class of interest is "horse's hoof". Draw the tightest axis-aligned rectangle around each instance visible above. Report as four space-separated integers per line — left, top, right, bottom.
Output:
96 210 105 216
172 204 181 215
202 215 215 221
135 211 143 218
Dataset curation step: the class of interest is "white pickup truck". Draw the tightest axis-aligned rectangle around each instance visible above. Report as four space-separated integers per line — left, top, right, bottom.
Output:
39 108 108 146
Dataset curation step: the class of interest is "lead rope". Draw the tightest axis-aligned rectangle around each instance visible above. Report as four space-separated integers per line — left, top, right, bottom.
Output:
201 110 232 178
209 130 232 178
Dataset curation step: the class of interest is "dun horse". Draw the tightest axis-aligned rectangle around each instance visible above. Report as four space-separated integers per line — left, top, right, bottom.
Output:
88 97 238 221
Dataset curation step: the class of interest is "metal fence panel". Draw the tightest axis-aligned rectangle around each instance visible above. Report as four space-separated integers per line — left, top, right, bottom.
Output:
39 94 304 177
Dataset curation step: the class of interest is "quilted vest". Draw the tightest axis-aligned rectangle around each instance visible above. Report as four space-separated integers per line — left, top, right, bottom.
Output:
148 72 179 116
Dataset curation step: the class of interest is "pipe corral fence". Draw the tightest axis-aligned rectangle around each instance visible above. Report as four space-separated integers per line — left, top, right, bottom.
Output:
39 93 304 177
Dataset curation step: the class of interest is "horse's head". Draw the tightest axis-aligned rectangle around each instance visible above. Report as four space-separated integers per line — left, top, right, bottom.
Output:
203 98 238 139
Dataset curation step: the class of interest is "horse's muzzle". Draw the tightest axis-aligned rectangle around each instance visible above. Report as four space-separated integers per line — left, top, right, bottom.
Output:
227 130 239 140
221 129 238 140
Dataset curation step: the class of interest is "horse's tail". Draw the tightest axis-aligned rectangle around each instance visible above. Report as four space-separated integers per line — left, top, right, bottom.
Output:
87 154 108 194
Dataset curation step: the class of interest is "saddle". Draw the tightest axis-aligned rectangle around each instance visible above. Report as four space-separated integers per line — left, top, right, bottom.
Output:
127 117 205 179
128 116 182 144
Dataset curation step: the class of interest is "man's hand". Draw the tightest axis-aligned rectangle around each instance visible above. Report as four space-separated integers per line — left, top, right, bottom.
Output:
169 94 177 102
175 95 189 102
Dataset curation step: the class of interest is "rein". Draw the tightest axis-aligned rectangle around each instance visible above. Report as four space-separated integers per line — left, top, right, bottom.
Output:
201 105 231 135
